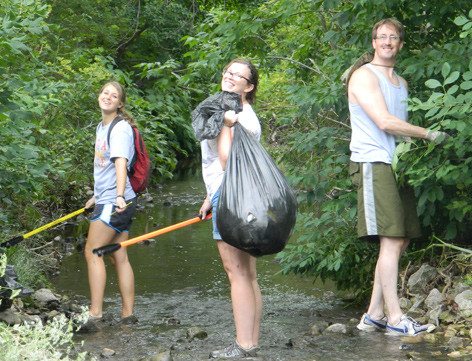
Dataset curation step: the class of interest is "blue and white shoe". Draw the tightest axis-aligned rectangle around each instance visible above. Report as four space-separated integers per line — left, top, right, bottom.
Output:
357 313 387 331
386 315 432 336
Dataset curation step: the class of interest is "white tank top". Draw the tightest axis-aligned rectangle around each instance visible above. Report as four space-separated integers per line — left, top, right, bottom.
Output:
349 63 408 164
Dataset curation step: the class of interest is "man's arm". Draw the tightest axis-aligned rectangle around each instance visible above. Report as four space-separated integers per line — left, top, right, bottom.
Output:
348 68 428 139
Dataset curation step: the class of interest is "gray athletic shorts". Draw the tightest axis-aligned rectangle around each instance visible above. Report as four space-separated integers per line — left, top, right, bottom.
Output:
349 162 421 241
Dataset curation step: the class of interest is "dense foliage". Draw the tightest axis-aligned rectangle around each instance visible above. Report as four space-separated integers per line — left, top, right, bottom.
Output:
168 0 472 293
1 0 472 297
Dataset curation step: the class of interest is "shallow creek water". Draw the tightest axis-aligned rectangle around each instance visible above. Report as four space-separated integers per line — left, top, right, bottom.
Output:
53 177 450 361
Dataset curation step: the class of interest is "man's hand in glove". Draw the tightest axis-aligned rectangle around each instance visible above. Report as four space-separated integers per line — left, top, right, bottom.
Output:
425 130 450 145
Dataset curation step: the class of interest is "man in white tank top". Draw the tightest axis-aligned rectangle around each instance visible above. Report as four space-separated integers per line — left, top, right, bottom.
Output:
348 18 448 336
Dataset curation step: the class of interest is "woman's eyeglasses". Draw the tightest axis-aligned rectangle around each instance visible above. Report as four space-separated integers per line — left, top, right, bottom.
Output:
222 69 251 83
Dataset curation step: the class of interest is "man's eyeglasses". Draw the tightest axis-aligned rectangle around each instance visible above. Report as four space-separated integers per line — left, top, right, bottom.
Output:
375 35 400 42
223 69 251 83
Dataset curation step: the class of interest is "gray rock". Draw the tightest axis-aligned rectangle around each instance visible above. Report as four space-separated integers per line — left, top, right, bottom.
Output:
323 323 348 334
446 282 471 299
120 315 138 325
423 333 438 343
447 336 464 347
311 320 329 336
287 336 311 349
455 290 472 317
101 348 116 358
425 288 445 311
186 326 208 340
407 264 437 294
409 296 426 313
46 310 61 321
427 306 443 326
439 310 458 324
150 351 172 361
399 297 413 311
20 314 42 325
0 309 22 326
323 291 336 301
76 319 101 334
33 288 60 306
444 325 458 339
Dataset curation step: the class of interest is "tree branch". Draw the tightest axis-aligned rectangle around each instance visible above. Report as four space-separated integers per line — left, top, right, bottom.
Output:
266 55 329 80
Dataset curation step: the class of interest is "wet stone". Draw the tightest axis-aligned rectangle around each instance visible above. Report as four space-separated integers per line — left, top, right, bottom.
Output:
323 323 348 334
101 348 116 358
150 351 172 361
440 310 458 324
423 333 438 343
408 264 438 295
311 320 329 336
33 288 60 306
447 350 463 358
120 314 138 325
425 288 445 311
0 309 22 326
455 290 472 317
399 297 413 310
162 316 180 325
427 306 442 326
405 351 423 359
444 325 458 339
447 336 465 348
20 314 41 325
287 336 311 349
186 326 208 340
76 319 101 334
401 336 424 344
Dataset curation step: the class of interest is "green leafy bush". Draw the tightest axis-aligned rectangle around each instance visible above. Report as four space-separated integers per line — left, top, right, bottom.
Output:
0 313 94 361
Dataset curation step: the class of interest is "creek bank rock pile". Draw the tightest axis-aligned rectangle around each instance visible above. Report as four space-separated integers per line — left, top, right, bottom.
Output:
304 263 472 359
0 288 87 327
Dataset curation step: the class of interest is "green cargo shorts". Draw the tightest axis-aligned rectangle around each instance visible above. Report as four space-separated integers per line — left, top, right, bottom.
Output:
349 161 422 241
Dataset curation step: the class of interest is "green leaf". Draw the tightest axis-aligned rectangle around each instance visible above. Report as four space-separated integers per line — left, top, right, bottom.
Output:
454 16 469 26
441 63 451 78
444 71 460 85
425 79 442 89
461 81 472 90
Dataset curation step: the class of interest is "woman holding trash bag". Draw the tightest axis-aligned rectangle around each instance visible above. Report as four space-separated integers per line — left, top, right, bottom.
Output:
84 81 138 323
199 58 262 359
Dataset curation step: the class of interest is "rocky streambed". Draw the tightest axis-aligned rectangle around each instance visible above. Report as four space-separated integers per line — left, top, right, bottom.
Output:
2 260 472 360
3 179 472 360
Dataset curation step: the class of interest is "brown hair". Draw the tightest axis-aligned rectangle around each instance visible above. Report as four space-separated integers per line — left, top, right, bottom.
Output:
372 18 405 42
223 58 259 105
99 81 134 124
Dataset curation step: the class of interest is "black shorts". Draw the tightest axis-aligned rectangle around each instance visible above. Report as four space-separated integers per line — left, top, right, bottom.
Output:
91 197 137 233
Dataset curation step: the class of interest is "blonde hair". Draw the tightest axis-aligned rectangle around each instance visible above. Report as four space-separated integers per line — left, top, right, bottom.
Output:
99 81 134 124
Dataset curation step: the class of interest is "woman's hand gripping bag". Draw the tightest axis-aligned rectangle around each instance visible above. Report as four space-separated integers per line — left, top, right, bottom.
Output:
191 91 243 141
216 122 298 257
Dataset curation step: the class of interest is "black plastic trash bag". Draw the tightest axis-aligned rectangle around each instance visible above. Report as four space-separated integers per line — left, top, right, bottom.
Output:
0 264 33 310
191 91 243 141
217 122 297 257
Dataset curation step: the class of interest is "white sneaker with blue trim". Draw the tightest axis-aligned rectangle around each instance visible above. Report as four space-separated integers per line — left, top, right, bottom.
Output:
386 315 431 336
357 313 388 331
